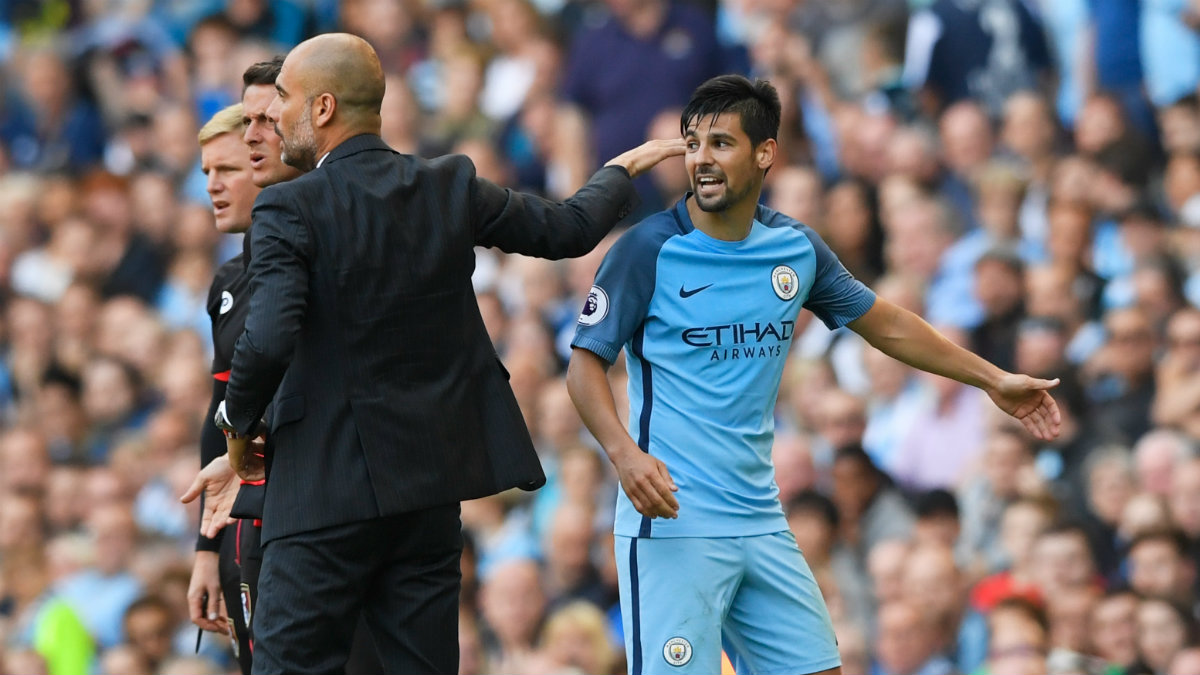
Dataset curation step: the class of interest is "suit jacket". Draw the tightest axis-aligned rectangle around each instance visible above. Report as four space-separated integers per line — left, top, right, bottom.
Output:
224 134 635 543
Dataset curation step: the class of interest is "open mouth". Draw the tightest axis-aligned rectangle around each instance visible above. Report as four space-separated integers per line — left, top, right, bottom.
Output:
249 153 265 169
696 175 724 196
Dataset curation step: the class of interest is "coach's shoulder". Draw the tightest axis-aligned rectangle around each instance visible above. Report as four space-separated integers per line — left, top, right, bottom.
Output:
424 153 477 179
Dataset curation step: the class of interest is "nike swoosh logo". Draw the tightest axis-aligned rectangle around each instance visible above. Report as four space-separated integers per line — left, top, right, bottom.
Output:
679 283 713 298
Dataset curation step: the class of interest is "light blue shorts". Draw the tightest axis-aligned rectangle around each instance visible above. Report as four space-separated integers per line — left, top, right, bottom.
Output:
615 531 841 675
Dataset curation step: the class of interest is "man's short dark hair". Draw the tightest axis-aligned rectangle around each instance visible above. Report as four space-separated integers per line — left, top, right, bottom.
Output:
681 74 781 148
1037 520 1091 546
1128 527 1192 559
242 55 285 92
915 488 959 520
123 594 172 623
785 489 839 529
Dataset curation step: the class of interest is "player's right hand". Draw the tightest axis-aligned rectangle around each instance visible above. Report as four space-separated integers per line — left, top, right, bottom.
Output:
614 447 679 519
187 551 229 634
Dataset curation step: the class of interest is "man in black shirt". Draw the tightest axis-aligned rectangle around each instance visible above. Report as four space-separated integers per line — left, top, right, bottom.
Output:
188 99 261 674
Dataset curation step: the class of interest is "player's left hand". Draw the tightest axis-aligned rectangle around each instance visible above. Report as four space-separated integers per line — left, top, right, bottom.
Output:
181 453 241 538
986 374 1062 440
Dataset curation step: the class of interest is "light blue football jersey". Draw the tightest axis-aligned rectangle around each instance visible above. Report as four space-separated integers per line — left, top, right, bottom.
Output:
572 199 876 538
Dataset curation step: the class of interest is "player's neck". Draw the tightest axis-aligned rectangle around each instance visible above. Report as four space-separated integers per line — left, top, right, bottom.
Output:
687 194 758 242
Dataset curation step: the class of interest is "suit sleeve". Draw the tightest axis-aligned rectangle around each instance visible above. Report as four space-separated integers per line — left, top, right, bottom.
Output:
225 187 313 436
802 227 876 329
469 161 638 259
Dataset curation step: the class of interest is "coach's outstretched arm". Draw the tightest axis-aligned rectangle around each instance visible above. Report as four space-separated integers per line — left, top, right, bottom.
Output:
470 139 685 259
848 296 1062 440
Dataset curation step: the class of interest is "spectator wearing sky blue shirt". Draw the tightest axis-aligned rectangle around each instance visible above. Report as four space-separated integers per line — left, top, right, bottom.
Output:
56 504 144 650
1140 0 1200 108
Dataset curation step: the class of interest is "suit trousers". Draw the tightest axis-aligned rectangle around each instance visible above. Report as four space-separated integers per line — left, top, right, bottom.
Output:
250 504 463 675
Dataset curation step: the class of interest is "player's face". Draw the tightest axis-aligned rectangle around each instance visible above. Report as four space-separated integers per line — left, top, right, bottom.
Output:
243 83 303 187
202 133 260 234
685 111 774 213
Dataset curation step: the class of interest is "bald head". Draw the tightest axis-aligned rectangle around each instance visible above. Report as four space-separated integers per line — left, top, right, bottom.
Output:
270 33 386 169
287 33 385 123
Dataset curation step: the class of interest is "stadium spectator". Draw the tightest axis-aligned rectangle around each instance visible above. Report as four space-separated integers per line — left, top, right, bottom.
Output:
868 538 912 612
1131 596 1197 675
957 428 1038 575
969 496 1055 613
901 542 988 672
57 504 143 650
1091 588 1142 672
479 557 547 674
1030 522 1100 599
873 599 956 675
832 445 915 559
119 595 177 673
986 597 1049 675
1126 528 1197 603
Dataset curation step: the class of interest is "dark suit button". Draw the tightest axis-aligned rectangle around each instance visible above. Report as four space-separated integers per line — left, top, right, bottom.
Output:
617 204 630 219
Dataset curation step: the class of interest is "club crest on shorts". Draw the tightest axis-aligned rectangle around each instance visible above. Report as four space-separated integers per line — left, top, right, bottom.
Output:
240 583 252 626
663 636 693 666
220 291 234 315
577 285 609 326
771 265 798 301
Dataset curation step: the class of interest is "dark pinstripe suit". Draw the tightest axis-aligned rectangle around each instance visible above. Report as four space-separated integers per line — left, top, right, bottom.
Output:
222 134 636 674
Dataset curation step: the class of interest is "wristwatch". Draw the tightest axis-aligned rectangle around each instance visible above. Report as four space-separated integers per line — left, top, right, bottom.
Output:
214 400 245 440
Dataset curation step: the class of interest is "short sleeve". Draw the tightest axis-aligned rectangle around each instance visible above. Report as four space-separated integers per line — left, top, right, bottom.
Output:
570 218 676 363
802 228 877 329
753 205 876 329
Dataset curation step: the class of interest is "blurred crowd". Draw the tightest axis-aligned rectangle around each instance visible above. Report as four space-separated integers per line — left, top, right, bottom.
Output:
2 0 1200 674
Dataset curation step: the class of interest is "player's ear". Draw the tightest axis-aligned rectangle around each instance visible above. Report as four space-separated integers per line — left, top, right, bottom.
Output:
756 138 776 171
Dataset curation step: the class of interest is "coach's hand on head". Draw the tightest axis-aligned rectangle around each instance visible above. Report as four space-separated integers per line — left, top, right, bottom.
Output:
611 443 680 519
605 138 687 179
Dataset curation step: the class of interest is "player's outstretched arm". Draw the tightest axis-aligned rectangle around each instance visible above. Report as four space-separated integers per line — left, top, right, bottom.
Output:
847 297 1062 440
567 347 679 519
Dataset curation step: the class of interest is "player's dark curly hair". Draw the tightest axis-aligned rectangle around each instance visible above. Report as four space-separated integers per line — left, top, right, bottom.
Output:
680 74 781 148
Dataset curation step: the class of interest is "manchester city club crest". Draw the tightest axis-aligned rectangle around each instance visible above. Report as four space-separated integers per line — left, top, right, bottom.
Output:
577 285 610 326
663 636 693 667
771 265 798 300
